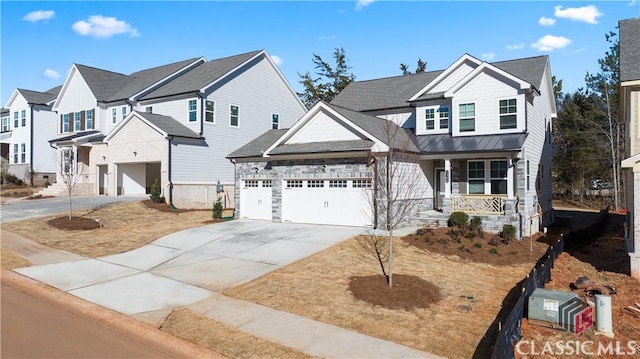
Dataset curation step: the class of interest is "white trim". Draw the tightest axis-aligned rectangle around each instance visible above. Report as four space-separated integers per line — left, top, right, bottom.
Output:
621 79 640 87
622 153 640 170
444 62 532 98
204 99 215 124
129 57 206 101
104 111 167 142
229 104 240 128
409 54 482 101
4 89 21 108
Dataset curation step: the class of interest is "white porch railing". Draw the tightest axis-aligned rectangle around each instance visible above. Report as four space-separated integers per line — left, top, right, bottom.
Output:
451 195 507 215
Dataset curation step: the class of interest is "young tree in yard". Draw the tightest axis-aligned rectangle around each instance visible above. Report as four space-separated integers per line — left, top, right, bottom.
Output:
58 148 82 220
357 119 425 288
297 48 355 108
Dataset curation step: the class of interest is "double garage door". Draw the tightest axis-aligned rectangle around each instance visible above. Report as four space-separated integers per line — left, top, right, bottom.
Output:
240 178 373 227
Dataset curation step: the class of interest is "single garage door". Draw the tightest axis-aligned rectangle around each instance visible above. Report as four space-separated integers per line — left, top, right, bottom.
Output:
240 179 272 220
282 179 373 227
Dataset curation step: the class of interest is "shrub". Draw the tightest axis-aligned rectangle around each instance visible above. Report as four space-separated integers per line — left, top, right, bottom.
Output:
44 180 51 188
416 228 425 236
2 172 23 186
501 224 517 245
473 242 482 249
448 211 469 228
458 245 466 252
212 197 223 219
489 248 498 255
470 217 482 232
149 178 165 203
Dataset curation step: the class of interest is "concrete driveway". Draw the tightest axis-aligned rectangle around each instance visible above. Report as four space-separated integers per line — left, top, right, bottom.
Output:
1 195 145 223
15 220 365 317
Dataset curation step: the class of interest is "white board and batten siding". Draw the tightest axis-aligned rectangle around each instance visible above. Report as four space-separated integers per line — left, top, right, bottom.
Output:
55 69 98 131
288 112 364 144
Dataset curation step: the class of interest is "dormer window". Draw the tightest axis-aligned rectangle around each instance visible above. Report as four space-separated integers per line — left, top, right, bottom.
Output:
439 107 449 129
499 99 517 129
425 109 435 130
75 112 81 131
459 103 475 132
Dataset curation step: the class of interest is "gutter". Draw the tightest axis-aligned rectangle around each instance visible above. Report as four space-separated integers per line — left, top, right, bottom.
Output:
167 135 174 207
197 92 204 135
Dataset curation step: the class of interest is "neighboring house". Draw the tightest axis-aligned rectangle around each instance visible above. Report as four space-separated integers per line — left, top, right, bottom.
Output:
229 54 556 237
2 87 61 185
1 108 9 161
46 50 306 208
619 17 640 280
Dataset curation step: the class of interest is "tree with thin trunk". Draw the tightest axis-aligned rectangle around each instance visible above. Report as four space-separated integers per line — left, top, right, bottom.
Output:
357 119 426 288
297 48 356 108
57 148 82 220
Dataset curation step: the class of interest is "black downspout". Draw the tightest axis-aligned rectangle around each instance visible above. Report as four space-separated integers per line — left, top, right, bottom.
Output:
29 105 35 185
167 136 174 207
197 92 204 136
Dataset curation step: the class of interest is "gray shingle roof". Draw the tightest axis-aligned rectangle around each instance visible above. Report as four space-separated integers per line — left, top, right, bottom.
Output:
620 18 640 82
17 88 58 105
331 55 549 111
1 108 9 116
49 130 102 143
270 140 375 155
106 57 202 101
75 64 131 102
227 129 287 158
414 133 527 154
134 111 201 139
139 50 262 100
44 85 62 100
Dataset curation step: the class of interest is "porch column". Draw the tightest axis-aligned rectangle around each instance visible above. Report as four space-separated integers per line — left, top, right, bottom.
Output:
444 159 451 199
507 158 515 198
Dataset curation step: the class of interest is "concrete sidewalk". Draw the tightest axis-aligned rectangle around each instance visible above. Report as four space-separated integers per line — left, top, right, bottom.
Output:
3 224 441 358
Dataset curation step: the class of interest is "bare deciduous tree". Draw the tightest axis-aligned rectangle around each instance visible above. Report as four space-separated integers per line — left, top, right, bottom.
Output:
56 148 83 220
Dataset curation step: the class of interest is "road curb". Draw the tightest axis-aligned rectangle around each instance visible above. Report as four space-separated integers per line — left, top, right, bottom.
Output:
1 269 225 359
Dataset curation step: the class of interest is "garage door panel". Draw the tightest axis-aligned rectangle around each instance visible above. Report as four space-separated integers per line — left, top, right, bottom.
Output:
240 180 272 220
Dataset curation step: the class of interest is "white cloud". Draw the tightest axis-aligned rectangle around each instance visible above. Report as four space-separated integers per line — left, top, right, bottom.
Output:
553 5 603 24
538 17 556 26
481 52 495 61
355 0 374 11
530 35 572 51
629 0 638 6
507 43 525 51
43 69 60 79
72 15 140 39
319 35 336 41
23 10 55 23
270 55 283 66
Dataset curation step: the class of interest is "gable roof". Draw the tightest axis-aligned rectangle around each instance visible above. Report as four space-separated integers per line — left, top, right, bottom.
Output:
227 129 287 158
74 64 132 102
620 17 640 83
17 88 59 105
331 55 549 111
104 111 201 142
139 50 263 100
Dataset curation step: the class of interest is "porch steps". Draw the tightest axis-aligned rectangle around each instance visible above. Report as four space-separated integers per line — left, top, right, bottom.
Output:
412 210 449 228
36 183 66 197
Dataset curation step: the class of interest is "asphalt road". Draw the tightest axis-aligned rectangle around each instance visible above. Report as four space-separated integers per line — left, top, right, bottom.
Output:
0 195 144 223
0 277 204 358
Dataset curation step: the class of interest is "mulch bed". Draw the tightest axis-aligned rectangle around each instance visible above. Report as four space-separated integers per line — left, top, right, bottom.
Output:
47 216 102 231
349 274 442 310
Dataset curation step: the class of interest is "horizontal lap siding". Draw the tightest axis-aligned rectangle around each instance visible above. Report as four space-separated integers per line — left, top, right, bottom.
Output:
32 108 58 172
431 61 476 93
56 71 97 133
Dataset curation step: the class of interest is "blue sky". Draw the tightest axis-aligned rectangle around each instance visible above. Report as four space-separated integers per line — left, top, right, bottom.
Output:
2 1 639 106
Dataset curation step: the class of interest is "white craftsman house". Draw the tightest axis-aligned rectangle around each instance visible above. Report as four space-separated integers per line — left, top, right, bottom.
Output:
229 54 556 237
619 17 640 280
3 87 61 185
45 50 306 208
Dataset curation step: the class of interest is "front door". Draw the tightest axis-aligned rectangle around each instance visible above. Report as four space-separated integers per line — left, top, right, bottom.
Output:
436 168 445 210
98 165 108 195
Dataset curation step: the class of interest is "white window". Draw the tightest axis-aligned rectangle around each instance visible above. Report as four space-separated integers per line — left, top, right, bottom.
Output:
353 179 372 188
262 180 272 188
12 144 18 163
13 112 18 127
1 116 9 132
205 100 214 123
74 112 81 131
121 106 127 121
245 180 259 188
112 108 117 124
307 180 324 188
86 110 93 129
439 107 449 129
286 180 303 188
499 99 517 129
230 105 239 127
63 114 70 132
21 110 26 127
467 161 484 194
188 100 197 122
145 106 152 113
62 149 73 174
329 180 347 188
490 160 508 194
272 114 279 129
425 109 435 130
459 103 475 132
20 143 26 163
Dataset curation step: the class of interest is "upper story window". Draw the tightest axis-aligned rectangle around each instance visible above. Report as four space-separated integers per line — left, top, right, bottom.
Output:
230 105 239 127
490 160 508 194
12 144 18 164
13 112 18 128
21 110 26 127
272 114 279 129
112 108 117 124
467 160 484 194
459 103 475 132
1 116 10 132
205 100 214 123
121 106 127 121
499 99 517 129
145 106 153 113
86 110 93 130
74 112 82 131
63 114 70 132
188 100 197 122
20 143 26 163
425 109 435 130
439 107 449 129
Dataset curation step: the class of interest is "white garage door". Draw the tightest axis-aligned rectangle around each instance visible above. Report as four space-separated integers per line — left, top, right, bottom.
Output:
282 179 373 227
240 179 272 220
